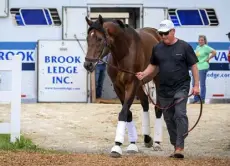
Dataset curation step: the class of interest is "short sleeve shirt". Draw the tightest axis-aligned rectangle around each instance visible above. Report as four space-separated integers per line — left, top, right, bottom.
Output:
195 44 214 70
150 39 198 98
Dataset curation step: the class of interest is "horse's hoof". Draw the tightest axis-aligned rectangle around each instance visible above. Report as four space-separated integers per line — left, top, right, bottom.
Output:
153 143 163 151
144 137 153 148
110 151 122 158
110 145 122 158
127 144 138 153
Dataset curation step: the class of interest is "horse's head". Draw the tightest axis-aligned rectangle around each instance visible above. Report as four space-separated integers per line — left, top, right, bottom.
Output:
84 15 111 72
84 15 126 72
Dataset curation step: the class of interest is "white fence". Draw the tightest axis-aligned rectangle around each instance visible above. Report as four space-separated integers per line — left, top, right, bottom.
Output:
0 56 22 142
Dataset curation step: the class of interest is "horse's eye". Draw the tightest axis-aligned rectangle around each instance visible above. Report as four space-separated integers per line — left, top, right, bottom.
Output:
97 38 102 42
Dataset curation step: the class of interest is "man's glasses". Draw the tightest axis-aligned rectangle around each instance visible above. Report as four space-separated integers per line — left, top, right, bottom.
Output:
159 30 171 36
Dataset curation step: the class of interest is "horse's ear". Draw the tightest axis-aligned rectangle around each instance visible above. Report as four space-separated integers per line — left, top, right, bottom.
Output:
115 19 125 29
85 16 93 26
98 14 104 25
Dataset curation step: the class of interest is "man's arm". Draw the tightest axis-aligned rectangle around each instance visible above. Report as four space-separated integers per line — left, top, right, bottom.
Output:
185 43 199 67
144 45 159 78
191 63 199 87
143 64 157 78
136 45 159 81
185 43 199 85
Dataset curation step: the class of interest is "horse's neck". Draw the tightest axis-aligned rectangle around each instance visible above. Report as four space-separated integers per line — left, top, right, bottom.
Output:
110 32 131 64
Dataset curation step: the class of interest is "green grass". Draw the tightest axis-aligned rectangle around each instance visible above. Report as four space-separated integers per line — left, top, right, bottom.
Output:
0 134 36 150
0 134 62 153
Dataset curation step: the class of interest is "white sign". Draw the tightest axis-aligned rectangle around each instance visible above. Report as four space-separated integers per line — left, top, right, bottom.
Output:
209 50 229 63
38 40 88 102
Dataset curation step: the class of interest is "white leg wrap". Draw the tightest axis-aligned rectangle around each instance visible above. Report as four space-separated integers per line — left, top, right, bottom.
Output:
127 121 138 142
142 112 150 135
115 121 127 144
127 144 138 153
154 118 163 142
111 145 122 155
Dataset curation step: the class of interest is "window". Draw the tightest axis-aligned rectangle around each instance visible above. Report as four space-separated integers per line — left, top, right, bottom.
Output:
10 8 61 26
20 9 48 25
168 8 219 27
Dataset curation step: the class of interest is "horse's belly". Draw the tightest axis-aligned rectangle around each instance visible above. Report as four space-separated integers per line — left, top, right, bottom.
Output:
107 68 132 88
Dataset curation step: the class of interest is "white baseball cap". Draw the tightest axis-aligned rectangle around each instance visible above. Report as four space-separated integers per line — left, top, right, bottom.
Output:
158 20 175 32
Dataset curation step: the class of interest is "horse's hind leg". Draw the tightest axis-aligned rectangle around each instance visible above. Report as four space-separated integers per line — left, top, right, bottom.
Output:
153 106 163 151
137 87 153 148
153 78 163 151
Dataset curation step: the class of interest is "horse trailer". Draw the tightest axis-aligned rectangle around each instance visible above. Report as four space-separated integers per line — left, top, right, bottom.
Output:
0 0 229 103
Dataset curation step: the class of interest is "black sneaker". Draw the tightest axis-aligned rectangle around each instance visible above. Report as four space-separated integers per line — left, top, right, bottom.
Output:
174 148 184 159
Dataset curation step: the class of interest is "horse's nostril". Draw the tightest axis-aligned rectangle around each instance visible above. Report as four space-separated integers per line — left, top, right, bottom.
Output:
84 61 94 72
84 62 89 70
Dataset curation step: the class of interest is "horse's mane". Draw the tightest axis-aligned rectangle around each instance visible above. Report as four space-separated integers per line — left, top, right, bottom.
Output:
87 16 142 56
113 19 129 29
111 19 141 41
87 17 132 35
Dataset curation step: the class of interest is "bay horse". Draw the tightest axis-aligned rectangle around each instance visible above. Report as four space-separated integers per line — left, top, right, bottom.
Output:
83 15 163 158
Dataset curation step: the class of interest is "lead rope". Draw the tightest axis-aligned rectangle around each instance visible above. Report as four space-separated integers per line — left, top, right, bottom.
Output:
142 82 203 136
81 26 203 136
100 58 203 136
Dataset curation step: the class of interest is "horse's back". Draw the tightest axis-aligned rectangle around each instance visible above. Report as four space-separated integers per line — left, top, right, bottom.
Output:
134 27 161 82
134 27 161 66
137 27 161 42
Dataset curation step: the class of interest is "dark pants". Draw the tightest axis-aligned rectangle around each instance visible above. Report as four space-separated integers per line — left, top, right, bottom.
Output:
95 64 106 98
192 69 208 102
158 89 189 149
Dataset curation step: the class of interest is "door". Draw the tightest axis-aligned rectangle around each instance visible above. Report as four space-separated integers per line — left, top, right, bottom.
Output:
143 7 168 29
0 0 8 17
62 7 88 40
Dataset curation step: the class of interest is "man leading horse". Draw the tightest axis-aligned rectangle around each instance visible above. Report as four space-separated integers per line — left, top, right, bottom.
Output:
136 19 200 158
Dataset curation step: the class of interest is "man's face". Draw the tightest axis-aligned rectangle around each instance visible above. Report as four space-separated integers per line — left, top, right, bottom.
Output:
159 29 175 45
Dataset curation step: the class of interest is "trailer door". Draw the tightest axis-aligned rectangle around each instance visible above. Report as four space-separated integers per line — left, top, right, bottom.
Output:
143 7 168 28
62 7 88 40
0 0 8 17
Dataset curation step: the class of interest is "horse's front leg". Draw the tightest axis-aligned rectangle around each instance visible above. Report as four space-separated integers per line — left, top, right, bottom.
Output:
126 107 139 154
110 81 138 158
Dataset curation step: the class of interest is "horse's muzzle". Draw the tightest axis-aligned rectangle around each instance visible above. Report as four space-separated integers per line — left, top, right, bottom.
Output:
84 61 95 72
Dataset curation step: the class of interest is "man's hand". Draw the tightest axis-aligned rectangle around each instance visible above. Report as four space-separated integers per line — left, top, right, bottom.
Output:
135 72 145 80
135 64 157 81
192 85 200 95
